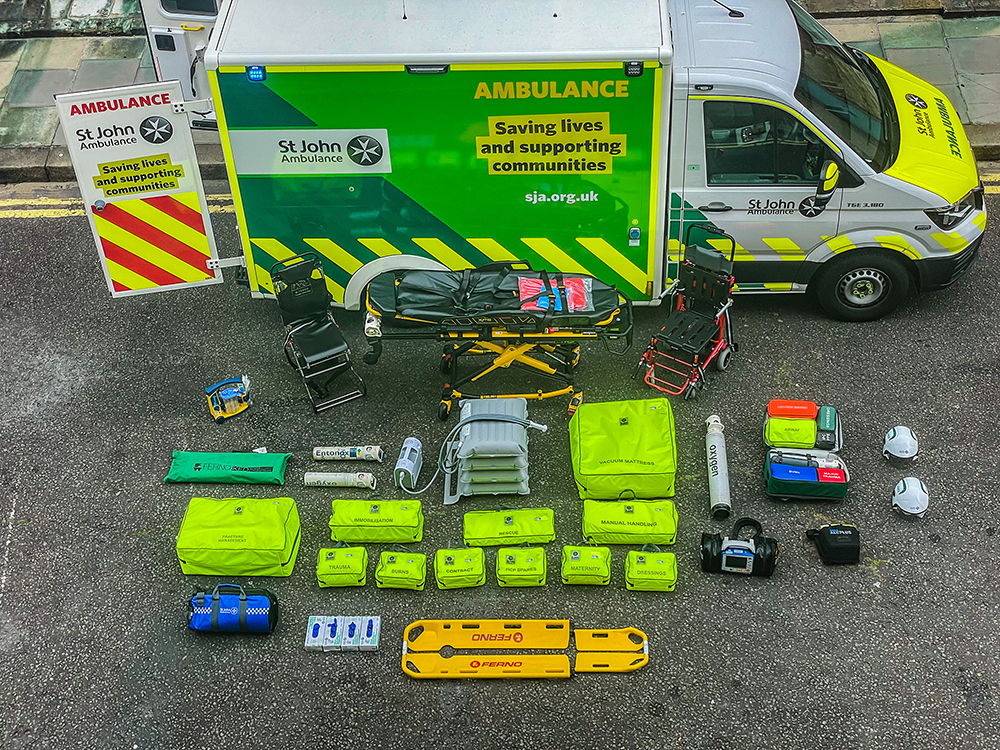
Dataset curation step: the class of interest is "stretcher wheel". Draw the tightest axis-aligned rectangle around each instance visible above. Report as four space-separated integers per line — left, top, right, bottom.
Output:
683 384 698 401
438 400 452 421
715 347 732 372
363 351 379 365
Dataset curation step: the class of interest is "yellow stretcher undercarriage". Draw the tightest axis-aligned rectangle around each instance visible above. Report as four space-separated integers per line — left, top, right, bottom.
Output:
401 619 649 679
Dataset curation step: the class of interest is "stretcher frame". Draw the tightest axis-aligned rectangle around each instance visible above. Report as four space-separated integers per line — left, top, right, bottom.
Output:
363 264 633 419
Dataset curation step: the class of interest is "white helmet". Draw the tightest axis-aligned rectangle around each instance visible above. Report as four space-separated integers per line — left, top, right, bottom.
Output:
892 477 928 518
883 426 918 462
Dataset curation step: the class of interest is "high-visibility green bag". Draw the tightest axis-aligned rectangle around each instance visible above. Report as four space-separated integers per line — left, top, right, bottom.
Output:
329 499 424 543
763 418 818 449
625 544 677 591
582 500 678 545
433 545 486 589
569 398 677 499
496 546 547 587
164 451 291 485
561 545 611 585
463 507 555 546
375 547 427 591
176 496 301 576
316 544 368 587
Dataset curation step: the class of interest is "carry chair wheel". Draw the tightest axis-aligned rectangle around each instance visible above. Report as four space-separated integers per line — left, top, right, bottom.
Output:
683 384 698 401
715 347 732 372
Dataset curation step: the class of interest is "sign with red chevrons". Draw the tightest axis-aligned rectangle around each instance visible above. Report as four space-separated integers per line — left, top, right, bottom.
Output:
55 81 222 297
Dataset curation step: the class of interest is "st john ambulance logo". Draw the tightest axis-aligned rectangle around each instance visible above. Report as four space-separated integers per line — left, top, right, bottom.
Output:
347 135 383 166
905 94 927 110
798 195 826 218
140 116 173 144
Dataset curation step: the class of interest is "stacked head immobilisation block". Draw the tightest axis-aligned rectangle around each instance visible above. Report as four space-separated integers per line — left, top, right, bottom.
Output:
444 398 531 505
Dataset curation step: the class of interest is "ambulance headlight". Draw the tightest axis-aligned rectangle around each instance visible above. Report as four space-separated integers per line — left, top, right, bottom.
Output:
924 190 975 229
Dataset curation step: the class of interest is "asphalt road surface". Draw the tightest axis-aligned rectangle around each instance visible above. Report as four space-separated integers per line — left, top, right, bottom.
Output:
0 178 997 750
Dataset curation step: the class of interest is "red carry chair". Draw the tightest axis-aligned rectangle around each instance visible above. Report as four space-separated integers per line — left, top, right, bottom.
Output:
634 224 737 400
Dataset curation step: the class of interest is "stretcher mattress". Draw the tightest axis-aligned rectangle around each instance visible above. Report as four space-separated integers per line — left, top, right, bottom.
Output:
367 265 629 333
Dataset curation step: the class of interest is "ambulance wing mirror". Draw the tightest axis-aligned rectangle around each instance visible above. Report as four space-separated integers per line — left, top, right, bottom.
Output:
814 160 840 209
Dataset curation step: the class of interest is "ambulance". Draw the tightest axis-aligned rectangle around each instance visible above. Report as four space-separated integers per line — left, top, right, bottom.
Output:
139 0 986 321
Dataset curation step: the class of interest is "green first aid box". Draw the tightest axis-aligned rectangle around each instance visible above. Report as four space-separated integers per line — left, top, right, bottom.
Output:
375 550 427 591
316 546 368 587
329 499 424 543
176 496 301 576
570 399 677 499
561 545 611 585
496 547 547 587
434 547 486 589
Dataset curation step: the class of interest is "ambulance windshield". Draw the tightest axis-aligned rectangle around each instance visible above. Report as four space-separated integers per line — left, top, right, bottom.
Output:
788 0 895 172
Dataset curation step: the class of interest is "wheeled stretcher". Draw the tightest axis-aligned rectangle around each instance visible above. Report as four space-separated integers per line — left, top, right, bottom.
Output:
363 262 632 419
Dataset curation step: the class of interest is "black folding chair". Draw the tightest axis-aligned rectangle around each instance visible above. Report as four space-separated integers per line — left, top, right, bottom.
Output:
271 253 365 412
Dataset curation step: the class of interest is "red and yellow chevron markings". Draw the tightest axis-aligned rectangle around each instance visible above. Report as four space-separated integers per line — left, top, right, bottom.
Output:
91 191 214 293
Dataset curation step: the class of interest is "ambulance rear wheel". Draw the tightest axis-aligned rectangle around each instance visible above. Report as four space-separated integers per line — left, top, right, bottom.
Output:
812 249 909 322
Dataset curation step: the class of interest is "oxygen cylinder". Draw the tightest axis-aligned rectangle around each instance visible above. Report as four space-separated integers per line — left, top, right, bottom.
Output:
705 415 732 520
304 472 377 490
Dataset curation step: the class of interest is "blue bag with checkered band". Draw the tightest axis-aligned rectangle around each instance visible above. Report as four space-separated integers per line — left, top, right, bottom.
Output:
188 584 279 633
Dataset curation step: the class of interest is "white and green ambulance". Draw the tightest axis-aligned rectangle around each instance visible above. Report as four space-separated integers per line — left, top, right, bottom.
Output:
143 0 986 320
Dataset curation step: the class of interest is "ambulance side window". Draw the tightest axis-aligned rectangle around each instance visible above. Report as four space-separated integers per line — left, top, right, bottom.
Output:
160 0 217 15
703 101 837 186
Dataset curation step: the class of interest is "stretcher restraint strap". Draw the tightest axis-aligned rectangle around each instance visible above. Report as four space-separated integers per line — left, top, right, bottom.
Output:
455 269 473 311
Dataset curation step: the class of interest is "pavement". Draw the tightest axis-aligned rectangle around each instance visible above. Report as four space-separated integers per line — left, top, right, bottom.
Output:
0 173 997 748
1 15 1000 182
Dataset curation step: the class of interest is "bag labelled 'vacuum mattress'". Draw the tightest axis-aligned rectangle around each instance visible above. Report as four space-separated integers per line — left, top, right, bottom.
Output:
570 399 677 499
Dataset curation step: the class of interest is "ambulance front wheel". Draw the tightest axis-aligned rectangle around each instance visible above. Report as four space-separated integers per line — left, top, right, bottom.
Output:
812 249 910 322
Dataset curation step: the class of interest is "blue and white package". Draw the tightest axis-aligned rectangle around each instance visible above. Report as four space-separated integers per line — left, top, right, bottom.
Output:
305 616 326 651
188 584 278 634
342 617 362 651
323 616 345 651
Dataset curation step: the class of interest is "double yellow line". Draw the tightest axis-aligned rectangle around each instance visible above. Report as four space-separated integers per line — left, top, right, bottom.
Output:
0 194 235 220
985 173 1000 194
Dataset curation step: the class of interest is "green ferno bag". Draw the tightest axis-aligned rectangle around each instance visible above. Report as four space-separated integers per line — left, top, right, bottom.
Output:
582 500 678 545
164 451 291 485
569 398 677 499
625 545 678 591
463 508 555 546
561 545 611 585
176 497 301 576
496 546 547 587
763 418 818 449
316 545 368 587
329 500 424 543
375 549 427 591
433 546 486 589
